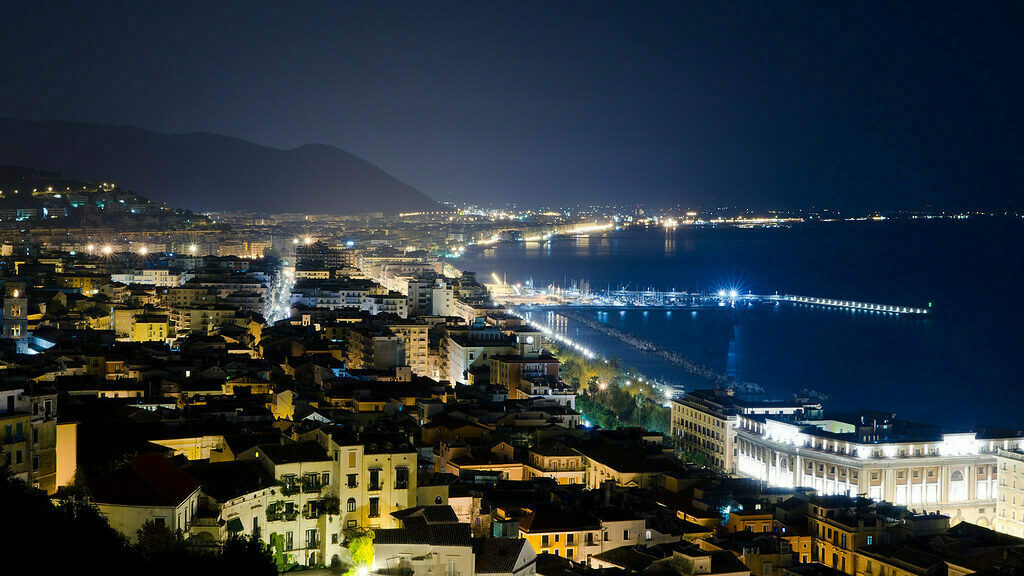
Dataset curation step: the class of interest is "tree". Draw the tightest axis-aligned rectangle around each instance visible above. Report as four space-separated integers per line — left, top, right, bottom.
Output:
344 529 375 576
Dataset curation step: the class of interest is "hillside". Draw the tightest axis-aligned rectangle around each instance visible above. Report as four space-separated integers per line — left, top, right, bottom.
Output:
0 118 438 214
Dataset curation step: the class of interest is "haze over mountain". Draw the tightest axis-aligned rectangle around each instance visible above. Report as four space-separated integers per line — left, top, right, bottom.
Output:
0 118 439 214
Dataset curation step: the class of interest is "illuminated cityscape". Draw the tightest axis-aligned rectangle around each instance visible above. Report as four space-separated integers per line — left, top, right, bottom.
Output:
2 2 1023 576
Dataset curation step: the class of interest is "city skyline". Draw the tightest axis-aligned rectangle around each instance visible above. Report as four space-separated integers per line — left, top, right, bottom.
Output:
4 3 1024 576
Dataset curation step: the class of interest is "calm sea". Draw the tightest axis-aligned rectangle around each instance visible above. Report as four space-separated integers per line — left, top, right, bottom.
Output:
453 219 1024 429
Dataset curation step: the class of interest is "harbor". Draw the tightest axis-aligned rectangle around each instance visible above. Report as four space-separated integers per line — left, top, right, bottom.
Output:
489 280 931 316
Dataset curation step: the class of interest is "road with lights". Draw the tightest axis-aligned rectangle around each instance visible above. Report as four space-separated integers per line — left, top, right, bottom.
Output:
265 262 296 323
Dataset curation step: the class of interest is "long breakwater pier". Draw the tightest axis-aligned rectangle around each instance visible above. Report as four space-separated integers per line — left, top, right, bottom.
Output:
783 294 929 315
496 283 930 316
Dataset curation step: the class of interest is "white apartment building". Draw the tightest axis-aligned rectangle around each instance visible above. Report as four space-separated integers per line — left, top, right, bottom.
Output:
111 268 193 287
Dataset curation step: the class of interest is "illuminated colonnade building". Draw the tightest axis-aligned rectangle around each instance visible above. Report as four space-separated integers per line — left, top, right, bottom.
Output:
733 409 1022 527
670 388 823 472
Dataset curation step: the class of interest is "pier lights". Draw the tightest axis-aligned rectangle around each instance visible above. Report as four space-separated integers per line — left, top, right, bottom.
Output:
718 289 726 298
729 289 739 299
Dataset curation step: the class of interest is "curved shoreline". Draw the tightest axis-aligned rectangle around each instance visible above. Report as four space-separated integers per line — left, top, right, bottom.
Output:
544 307 734 387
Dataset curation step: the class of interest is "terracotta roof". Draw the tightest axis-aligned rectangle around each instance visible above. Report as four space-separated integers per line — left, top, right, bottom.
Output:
473 538 529 574
87 453 199 507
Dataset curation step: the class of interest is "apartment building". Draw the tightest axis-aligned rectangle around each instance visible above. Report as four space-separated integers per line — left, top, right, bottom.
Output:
233 441 340 567
524 442 585 485
303 428 418 531
670 389 820 472
446 329 517 386
995 448 1024 536
88 453 202 540
390 321 430 376
111 268 192 287
0 384 65 493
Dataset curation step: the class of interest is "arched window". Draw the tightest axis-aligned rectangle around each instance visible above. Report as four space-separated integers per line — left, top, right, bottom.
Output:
435 496 443 505
347 498 356 512
950 470 967 502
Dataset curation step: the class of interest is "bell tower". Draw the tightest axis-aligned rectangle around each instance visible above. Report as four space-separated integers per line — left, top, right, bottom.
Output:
3 280 28 340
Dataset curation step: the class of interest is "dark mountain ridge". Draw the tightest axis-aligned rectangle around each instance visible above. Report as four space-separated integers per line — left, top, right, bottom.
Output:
0 118 438 214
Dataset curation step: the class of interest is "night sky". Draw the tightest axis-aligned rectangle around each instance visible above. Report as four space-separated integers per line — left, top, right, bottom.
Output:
2 1 1021 211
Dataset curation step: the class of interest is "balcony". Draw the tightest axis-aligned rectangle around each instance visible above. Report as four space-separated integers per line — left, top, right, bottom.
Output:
319 497 340 515
368 483 383 492
301 480 323 494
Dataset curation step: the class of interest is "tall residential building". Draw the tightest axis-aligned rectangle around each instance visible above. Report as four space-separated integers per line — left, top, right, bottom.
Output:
406 277 456 317
995 449 1024 536
390 321 430 376
0 383 67 493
